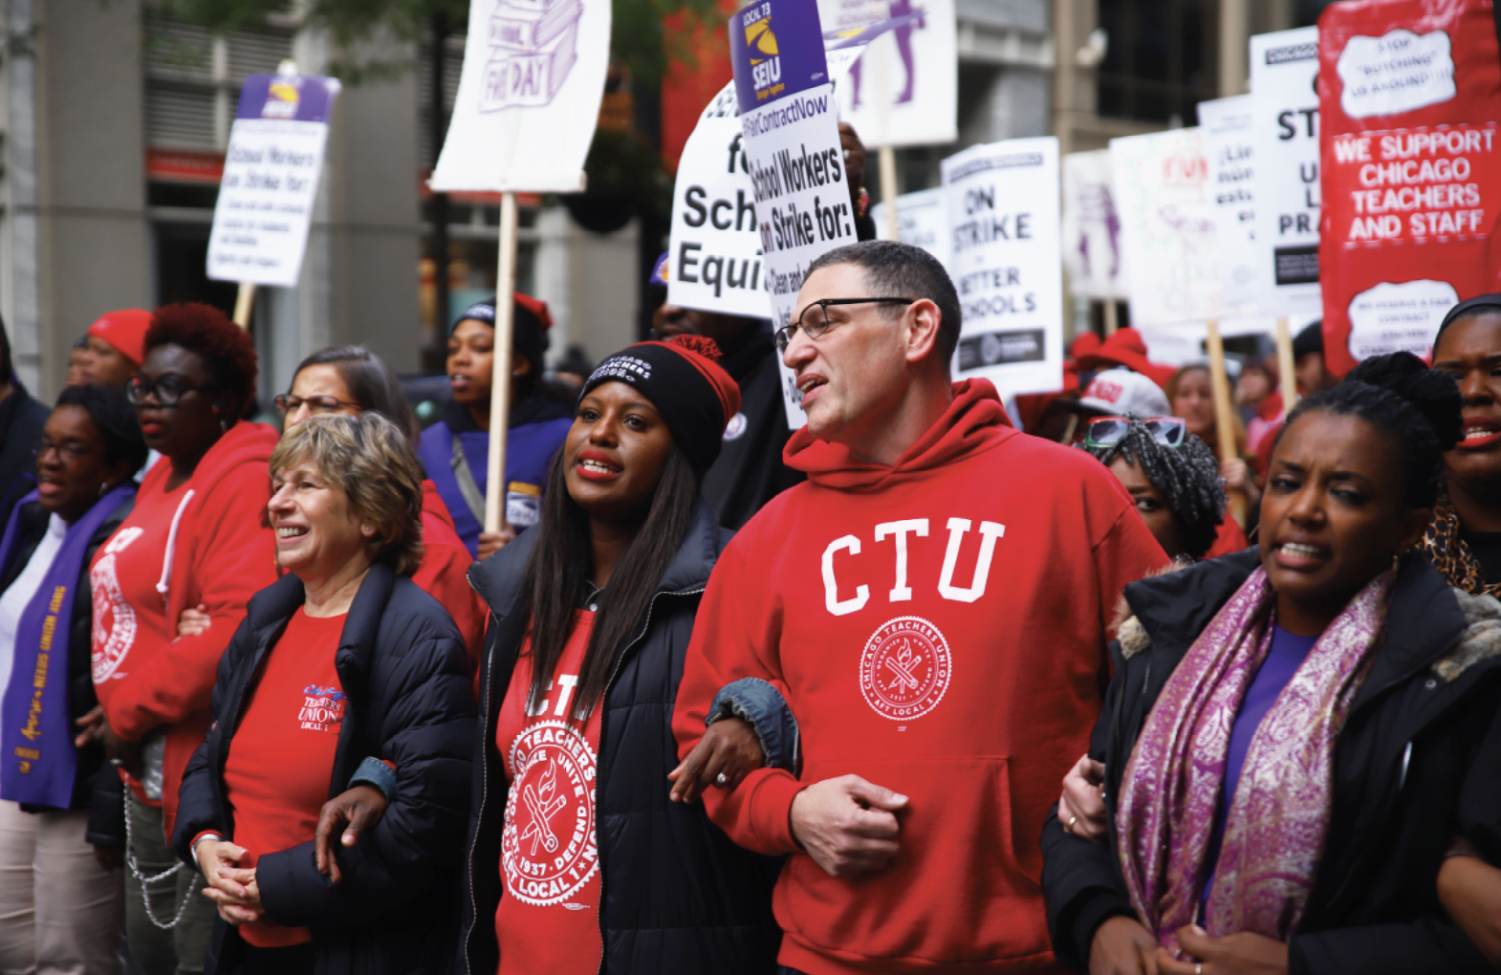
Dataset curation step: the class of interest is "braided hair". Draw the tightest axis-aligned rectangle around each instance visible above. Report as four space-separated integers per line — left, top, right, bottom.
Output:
1080 424 1227 560
1278 351 1461 511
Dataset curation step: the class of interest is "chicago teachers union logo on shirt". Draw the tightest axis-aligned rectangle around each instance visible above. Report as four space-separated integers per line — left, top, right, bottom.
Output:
90 527 144 683
859 616 952 720
299 685 346 732
502 719 599 906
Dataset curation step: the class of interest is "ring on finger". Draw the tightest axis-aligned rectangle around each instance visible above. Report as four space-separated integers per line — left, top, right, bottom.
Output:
1195 964 1202 975
714 772 729 787
1066 814 1079 834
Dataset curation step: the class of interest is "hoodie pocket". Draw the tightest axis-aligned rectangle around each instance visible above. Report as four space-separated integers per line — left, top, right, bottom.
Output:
781 756 1051 967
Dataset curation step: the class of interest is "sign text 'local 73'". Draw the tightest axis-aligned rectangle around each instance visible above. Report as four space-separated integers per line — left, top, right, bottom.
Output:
731 0 853 427
207 73 341 288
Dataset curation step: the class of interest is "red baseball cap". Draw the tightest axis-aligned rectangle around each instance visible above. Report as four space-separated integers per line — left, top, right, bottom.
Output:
87 309 153 367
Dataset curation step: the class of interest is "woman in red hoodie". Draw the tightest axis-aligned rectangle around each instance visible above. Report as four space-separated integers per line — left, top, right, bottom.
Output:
272 345 485 662
78 304 278 975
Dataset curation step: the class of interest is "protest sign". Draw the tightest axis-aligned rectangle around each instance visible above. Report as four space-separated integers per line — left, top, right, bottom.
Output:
1318 0 1501 375
1109 127 1224 326
666 84 772 317
1251 27 1322 316
732 0 857 427
430 0 609 192
666 19 896 324
1198 95 1258 310
940 137 1062 397
206 71 341 290
817 0 957 149
871 187 950 267
1061 149 1127 301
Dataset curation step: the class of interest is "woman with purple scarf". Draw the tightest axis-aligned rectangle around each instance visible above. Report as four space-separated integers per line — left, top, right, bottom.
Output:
0 384 147 974
1040 352 1501 975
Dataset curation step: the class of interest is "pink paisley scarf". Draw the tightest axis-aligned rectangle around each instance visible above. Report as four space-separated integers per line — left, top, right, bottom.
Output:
1116 565 1393 950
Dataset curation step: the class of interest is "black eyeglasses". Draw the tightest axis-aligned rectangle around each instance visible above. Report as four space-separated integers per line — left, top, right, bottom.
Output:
774 297 917 353
1085 416 1188 450
274 394 360 416
126 374 214 408
33 438 95 462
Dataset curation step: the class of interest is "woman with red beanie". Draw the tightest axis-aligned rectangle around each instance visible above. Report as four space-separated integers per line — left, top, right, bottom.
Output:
79 309 153 388
417 295 574 561
78 303 279 975
447 335 787 975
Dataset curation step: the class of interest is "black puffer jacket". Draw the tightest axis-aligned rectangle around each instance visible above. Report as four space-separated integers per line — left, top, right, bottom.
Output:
173 564 476 975
0 494 133 812
1040 550 1501 975
460 498 783 975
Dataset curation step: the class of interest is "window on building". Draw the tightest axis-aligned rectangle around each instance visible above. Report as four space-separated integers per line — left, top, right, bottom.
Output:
1096 0 1218 124
142 6 296 313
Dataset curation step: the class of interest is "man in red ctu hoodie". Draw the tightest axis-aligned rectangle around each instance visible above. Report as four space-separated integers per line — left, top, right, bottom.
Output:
672 241 1168 975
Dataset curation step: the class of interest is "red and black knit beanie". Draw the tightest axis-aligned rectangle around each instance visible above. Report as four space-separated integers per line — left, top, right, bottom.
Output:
580 335 742 476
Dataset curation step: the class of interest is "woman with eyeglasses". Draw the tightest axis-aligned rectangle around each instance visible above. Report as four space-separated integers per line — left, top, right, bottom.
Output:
1079 417 1232 563
0 385 146 975
79 303 279 975
267 346 484 662
416 297 573 561
1041 353 1501 975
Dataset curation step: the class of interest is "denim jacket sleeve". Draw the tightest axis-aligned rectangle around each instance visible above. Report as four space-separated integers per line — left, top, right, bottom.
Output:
706 677 800 774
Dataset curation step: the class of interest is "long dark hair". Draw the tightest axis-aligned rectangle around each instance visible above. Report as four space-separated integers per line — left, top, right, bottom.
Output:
524 446 699 720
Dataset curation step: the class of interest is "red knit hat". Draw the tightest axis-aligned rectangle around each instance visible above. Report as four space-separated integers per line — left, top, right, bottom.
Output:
580 335 742 475
1075 327 1177 389
87 309 153 366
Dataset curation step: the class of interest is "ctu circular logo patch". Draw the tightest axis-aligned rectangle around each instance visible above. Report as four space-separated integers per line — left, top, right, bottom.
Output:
859 616 952 721
502 720 599 906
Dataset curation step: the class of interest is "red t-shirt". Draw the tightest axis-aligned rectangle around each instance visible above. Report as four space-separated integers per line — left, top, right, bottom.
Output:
494 611 602 975
89 479 193 805
223 608 347 948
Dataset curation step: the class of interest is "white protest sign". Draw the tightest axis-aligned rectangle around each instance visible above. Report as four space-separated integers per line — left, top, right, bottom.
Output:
732 0 861 428
666 24 888 320
430 0 609 191
1198 95 1258 310
1061 149 1127 300
818 0 957 148
871 187 949 267
941 137 1063 397
666 85 771 317
207 73 340 287
1110 127 1224 326
1251 27 1322 316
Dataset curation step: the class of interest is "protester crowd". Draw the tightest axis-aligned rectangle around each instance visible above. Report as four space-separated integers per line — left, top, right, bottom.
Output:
0 233 1496 975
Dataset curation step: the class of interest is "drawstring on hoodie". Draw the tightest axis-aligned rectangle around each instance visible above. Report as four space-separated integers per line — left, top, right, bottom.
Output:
156 490 195 601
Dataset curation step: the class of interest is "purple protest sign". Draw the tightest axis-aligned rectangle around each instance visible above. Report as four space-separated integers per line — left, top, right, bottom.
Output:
235 73 341 123
729 0 829 115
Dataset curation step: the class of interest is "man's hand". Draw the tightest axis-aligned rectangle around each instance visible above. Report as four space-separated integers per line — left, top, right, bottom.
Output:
477 525 518 561
196 839 263 926
314 784 388 884
1157 926 1288 975
1090 916 1160 975
668 717 763 804
1060 754 1108 844
789 774 907 878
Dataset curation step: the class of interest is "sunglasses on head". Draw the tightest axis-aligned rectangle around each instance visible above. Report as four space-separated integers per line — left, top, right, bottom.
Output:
1084 416 1187 449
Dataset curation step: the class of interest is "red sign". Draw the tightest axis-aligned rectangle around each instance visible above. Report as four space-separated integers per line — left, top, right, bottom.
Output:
1318 0 1501 375
145 148 225 184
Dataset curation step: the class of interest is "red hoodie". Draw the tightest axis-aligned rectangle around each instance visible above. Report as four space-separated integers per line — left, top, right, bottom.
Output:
92 421 279 836
412 480 486 665
673 380 1167 974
